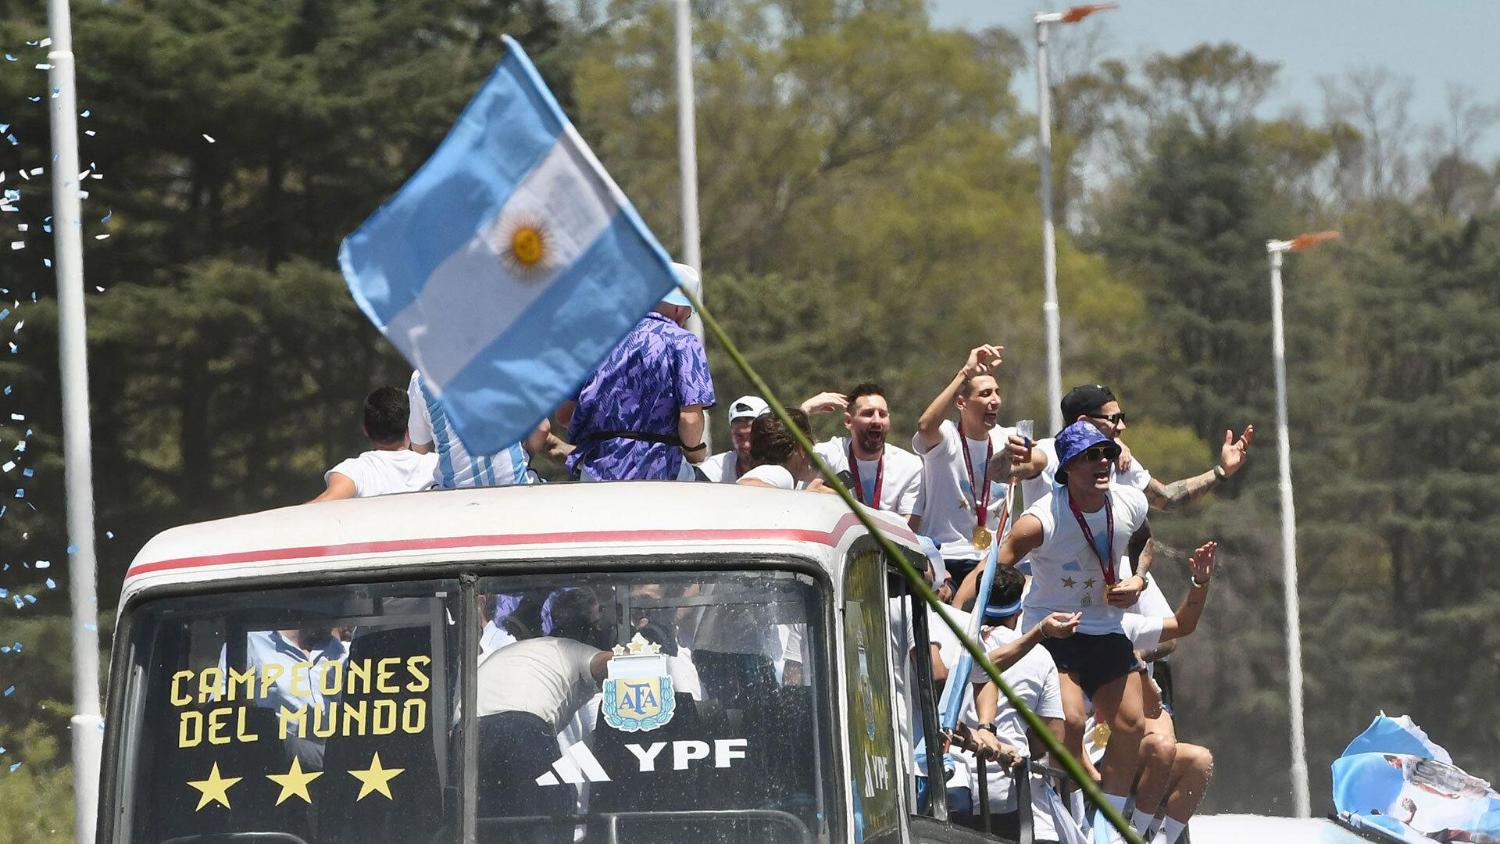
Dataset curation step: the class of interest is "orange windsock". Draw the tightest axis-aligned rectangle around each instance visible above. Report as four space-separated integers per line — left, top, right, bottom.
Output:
1062 3 1118 23
1289 230 1341 252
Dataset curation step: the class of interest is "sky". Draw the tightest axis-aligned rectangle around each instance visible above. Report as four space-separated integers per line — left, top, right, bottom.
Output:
929 0 1500 158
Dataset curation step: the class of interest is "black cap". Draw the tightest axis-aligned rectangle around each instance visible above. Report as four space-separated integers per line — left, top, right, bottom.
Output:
1060 384 1116 424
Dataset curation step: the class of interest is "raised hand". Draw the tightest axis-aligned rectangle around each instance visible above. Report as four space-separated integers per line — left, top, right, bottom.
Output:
1219 425 1255 476
961 344 1005 379
800 391 848 415
1189 541 1217 585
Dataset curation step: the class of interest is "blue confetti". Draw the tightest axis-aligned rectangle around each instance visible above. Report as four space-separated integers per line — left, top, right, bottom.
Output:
66 544 77 554
9 763 19 773
44 579 54 589
2 55 13 62
20 468 31 478
0 588 7 597
13 489 22 499
80 109 89 118
0 123 6 132
42 259 50 268
84 623 97 632
3 686 13 696
101 210 112 223
1 387 8 395
0 746 6 754
11 596 20 608
25 97 37 104
105 530 114 540
22 594 34 604
0 309 8 321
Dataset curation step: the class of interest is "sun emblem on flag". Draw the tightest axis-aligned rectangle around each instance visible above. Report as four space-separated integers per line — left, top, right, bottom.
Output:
496 212 552 278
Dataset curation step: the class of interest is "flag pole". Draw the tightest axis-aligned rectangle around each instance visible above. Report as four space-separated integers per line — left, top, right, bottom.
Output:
46 0 104 839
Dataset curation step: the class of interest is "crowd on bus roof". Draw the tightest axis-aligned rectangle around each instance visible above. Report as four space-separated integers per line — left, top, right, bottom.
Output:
309 266 1255 844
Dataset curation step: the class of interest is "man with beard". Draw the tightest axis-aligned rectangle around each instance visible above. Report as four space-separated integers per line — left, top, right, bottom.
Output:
914 344 1017 587
812 383 923 529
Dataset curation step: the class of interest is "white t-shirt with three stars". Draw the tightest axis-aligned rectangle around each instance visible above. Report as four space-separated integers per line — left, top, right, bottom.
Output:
1018 483 1150 636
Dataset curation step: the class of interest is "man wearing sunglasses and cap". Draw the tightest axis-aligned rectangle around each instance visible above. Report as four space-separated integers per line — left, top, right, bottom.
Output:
995 420 1158 842
1003 383 1252 611
561 263 716 481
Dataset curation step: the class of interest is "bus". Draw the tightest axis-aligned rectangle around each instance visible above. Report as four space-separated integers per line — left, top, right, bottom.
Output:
100 481 1034 844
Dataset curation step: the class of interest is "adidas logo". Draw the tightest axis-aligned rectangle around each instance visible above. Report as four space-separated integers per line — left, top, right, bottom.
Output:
534 738 749 787
536 742 611 786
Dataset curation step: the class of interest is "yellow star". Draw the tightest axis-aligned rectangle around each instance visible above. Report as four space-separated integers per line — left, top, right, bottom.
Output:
349 752 404 801
187 762 242 811
266 756 323 806
1061 576 1077 589
1083 577 1097 590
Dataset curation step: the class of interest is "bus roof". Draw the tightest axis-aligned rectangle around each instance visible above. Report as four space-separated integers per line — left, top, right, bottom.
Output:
121 482 922 608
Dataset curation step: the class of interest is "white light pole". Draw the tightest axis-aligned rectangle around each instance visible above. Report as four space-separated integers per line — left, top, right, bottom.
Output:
672 0 710 445
46 0 104 840
1266 229 1338 819
1033 3 1113 434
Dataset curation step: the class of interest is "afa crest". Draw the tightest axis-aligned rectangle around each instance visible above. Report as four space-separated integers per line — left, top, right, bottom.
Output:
602 635 676 733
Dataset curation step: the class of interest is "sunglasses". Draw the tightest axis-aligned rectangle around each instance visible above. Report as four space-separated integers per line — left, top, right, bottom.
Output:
1079 445 1118 462
1087 412 1127 425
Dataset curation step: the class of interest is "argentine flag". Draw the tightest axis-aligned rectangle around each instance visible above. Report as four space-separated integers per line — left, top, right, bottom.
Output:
340 36 678 456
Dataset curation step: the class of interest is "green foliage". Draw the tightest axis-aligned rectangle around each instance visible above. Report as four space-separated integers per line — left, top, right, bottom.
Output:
0 0 1497 825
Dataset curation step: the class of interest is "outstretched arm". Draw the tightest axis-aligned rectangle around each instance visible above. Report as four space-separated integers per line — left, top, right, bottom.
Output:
1145 426 1255 511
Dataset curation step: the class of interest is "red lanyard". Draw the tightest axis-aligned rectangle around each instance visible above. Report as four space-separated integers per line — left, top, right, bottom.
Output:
959 433 992 530
1067 492 1116 584
847 442 884 509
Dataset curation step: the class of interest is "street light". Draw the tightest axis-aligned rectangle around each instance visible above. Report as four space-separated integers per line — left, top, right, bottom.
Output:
672 0 710 445
1033 3 1115 434
46 0 105 840
1265 229 1339 819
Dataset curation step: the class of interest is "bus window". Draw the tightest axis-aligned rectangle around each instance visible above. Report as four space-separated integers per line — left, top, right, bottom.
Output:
474 569 834 844
113 581 462 844
842 547 902 841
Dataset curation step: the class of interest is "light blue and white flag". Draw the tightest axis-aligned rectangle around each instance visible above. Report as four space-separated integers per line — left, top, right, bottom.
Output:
340 36 678 456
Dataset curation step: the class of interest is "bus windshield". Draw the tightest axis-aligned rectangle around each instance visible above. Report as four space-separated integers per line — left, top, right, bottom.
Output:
112 566 836 844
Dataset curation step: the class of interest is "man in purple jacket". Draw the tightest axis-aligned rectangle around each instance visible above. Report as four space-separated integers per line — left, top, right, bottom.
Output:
562 263 716 481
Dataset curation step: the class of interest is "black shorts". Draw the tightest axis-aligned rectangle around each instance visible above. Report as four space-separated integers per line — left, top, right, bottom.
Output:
1040 632 1139 698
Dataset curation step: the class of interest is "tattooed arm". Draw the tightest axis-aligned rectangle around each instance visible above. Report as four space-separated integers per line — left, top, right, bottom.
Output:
1145 425 1255 512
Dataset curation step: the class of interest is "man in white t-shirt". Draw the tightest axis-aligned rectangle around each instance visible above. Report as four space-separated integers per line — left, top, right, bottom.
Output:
813 383 923 528
1006 383 1253 613
996 421 1155 842
407 370 548 489
313 386 439 501
965 566 1068 840
699 395 768 482
913 344 1019 589
1117 543 1219 844
475 589 611 825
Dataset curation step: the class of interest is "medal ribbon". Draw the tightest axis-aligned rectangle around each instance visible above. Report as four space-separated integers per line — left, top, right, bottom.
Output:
847 442 884 509
960 434 993 534
1068 492 1116 585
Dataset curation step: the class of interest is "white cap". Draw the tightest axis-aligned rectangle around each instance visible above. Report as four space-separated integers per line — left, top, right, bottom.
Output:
660 262 702 310
727 395 769 423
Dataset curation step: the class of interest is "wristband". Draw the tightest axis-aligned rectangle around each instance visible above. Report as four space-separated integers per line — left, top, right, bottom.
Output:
1212 465 1228 482
1190 574 1210 588
683 442 708 452
977 722 997 733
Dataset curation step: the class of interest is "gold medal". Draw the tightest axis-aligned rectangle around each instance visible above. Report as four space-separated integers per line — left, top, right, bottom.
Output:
972 526 992 549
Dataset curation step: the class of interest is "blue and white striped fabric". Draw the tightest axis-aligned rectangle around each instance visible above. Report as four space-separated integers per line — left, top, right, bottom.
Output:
340 36 678 457
407 371 531 488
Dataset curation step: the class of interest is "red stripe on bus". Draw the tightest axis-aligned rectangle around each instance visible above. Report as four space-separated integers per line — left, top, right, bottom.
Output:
126 512 915 578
